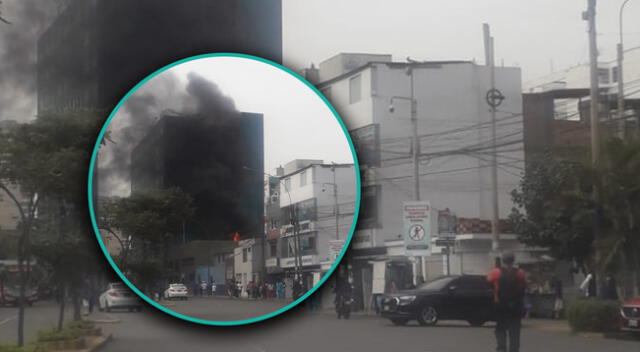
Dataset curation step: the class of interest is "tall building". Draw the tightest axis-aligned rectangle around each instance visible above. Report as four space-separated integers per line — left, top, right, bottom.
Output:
306 53 528 310
37 0 282 114
130 113 264 242
310 53 524 249
263 159 357 296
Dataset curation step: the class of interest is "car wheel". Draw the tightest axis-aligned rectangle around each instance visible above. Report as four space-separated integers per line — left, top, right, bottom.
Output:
468 319 486 327
390 318 409 326
105 301 111 313
417 305 438 326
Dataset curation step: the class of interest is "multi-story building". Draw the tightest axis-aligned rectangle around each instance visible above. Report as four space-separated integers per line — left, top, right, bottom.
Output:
233 238 264 296
37 0 282 114
306 53 526 310
523 46 640 134
166 240 236 294
0 120 30 260
263 159 357 296
130 113 264 242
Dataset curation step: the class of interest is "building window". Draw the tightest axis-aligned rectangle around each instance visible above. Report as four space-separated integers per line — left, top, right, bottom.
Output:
612 66 619 83
300 170 307 187
280 233 317 257
598 68 610 85
269 241 277 257
357 185 381 229
242 248 248 263
349 75 362 104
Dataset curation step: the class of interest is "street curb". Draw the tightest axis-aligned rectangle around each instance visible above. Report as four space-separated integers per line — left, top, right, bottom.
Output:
86 333 112 352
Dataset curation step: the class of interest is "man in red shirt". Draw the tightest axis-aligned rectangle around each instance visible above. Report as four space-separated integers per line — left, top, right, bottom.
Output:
487 252 527 352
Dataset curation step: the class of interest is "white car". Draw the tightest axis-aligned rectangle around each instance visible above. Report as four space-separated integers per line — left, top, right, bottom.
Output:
164 283 188 300
98 282 142 312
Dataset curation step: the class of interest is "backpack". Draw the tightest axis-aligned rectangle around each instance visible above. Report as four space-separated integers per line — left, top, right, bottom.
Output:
498 267 524 311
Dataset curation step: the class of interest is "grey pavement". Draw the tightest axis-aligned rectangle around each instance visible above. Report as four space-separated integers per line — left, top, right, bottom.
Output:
156 295 291 321
97 306 639 352
0 300 118 345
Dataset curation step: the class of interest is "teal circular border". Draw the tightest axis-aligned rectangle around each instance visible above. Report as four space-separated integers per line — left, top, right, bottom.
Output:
87 53 361 326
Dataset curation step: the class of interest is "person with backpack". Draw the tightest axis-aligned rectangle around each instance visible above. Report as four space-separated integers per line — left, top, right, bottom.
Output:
487 252 527 352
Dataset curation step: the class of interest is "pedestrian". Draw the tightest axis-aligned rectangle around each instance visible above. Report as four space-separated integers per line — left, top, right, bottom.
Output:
387 280 398 294
211 281 217 296
487 252 527 352
551 276 563 319
200 281 207 297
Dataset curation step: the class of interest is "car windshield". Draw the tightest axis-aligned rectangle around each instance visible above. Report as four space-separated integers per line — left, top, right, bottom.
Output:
417 276 457 291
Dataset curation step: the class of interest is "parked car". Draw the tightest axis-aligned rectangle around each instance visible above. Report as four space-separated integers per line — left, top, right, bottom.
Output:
381 275 495 326
98 282 142 312
164 283 188 300
1 285 38 306
620 297 640 332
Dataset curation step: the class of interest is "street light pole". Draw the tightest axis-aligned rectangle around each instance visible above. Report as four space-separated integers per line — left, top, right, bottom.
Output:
242 167 302 291
618 0 632 135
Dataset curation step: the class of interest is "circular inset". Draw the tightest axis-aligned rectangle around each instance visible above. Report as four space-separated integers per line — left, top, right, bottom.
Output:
88 53 360 326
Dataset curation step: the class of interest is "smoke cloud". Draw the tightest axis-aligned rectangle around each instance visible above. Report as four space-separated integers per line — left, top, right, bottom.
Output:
97 71 240 197
0 0 60 122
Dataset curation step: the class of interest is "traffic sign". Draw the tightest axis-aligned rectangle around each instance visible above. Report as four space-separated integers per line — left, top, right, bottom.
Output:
403 201 431 251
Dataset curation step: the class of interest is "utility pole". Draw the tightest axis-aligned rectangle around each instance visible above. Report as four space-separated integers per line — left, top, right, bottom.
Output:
410 67 420 202
617 0 631 135
484 23 501 259
332 164 340 240
584 0 603 296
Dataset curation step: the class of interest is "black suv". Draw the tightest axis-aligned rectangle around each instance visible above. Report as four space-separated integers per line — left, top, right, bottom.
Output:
381 275 495 326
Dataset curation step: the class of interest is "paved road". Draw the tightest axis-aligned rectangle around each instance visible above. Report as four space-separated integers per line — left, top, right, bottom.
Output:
98 307 640 352
158 296 290 321
0 301 75 344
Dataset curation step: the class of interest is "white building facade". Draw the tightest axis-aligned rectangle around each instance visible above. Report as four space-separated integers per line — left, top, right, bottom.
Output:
264 159 357 292
315 53 523 251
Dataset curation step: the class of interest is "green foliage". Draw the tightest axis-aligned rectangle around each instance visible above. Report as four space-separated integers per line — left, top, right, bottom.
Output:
36 327 81 342
566 299 621 332
35 320 96 343
0 344 44 352
509 151 596 267
510 137 640 278
100 187 194 243
597 137 640 274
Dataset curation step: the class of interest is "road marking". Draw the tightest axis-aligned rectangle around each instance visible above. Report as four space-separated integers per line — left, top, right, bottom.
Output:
0 315 17 326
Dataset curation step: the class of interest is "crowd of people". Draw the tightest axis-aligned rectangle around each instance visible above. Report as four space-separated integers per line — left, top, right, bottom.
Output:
224 279 290 300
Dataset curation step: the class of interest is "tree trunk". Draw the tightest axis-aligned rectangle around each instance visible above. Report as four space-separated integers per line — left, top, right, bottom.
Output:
72 285 81 321
57 283 66 331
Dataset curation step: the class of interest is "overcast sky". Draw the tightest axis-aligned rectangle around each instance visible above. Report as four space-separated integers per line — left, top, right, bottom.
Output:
282 0 640 83
98 56 355 196
1 1 638 122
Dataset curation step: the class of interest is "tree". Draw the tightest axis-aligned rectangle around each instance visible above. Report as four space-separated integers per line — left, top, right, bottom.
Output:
598 137 640 297
98 187 194 293
510 138 640 297
0 110 106 344
509 151 597 271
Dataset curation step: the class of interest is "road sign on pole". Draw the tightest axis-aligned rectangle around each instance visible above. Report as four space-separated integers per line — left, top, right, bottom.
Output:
403 201 431 252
